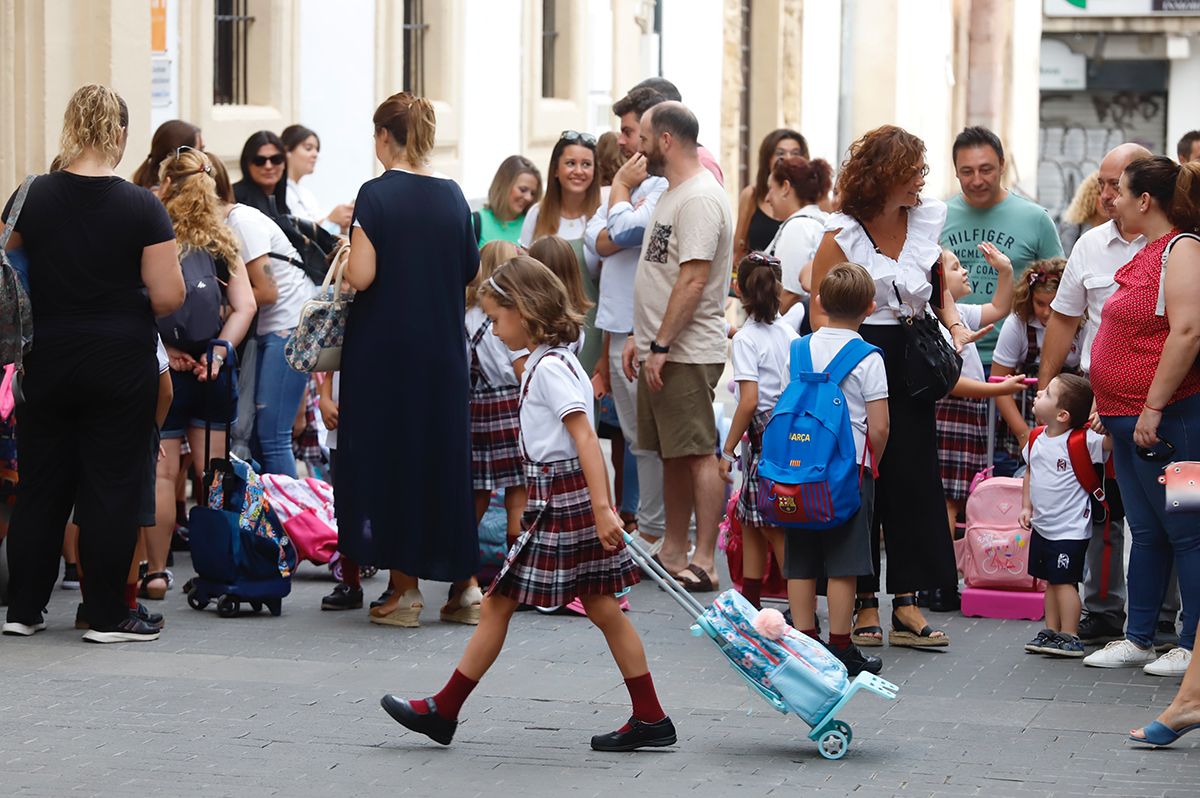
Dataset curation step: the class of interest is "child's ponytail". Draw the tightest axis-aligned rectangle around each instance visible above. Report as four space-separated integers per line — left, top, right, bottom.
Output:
736 253 782 324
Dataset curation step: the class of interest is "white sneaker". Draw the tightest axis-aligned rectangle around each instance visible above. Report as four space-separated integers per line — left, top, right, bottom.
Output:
1083 638 1156 668
1144 646 1192 677
1 620 47 636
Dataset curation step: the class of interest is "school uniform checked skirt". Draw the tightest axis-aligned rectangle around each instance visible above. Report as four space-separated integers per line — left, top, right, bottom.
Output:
488 456 640 607
935 394 988 502
470 385 524 491
735 409 772 527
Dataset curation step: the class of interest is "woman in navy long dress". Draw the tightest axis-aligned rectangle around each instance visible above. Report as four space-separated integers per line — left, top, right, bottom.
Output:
340 92 481 627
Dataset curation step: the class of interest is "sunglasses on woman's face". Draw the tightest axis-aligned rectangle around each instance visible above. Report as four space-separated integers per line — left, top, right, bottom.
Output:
251 153 285 167
560 130 597 148
1136 434 1176 462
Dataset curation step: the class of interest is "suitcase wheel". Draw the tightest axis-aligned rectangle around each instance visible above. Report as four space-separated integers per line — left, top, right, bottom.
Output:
266 598 282 617
816 727 849 760
249 600 263 614
187 589 209 611
217 594 239 618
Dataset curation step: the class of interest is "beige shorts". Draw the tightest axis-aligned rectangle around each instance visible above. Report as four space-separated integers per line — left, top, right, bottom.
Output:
636 361 724 459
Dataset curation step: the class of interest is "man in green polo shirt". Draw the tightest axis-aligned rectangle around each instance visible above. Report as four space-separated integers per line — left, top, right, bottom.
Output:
940 127 1063 365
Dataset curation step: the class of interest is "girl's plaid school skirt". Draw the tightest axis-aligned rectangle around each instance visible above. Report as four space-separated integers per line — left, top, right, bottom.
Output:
736 409 772 527
488 456 640 607
935 394 987 502
470 385 524 491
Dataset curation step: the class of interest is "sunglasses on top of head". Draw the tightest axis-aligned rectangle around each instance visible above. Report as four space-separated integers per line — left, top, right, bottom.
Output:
251 153 285 167
560 130 597 148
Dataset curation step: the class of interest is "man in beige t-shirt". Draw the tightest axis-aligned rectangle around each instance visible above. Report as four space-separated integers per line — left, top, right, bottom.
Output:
621 101 732 593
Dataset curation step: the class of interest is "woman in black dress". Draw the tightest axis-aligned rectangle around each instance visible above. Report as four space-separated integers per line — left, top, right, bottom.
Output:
2 85 184 642
339 92 481 628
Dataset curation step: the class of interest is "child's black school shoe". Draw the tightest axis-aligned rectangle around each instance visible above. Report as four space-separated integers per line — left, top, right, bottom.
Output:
370 588 395 610
825 641 883 676
928 586 961 613
380 695 456 745
321 583 364 611
590 716 677 752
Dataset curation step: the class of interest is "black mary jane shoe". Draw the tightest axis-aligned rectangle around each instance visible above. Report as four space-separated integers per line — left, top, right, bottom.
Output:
825 641 883 676
380 696 457 745
590 716 677 752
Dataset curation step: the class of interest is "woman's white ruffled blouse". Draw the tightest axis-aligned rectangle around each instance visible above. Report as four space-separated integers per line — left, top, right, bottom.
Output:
825 198 947 325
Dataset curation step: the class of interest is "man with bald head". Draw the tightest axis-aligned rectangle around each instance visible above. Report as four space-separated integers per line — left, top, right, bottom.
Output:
1040 142 1164 646
622 101 733 593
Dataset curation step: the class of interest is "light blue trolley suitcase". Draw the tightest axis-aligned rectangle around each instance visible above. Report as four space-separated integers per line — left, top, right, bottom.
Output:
625 535 898 759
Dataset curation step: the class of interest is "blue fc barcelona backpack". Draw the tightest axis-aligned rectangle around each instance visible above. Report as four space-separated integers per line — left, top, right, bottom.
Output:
757 335 880 530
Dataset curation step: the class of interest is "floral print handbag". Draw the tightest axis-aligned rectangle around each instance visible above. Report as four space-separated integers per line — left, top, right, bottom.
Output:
284 242 353 373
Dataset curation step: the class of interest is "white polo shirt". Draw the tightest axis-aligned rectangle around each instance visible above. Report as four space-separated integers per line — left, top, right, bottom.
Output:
1050 220 1146 374
518 345 593 463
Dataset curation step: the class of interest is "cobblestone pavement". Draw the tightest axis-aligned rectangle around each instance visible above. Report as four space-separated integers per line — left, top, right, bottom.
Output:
1 553 1197 798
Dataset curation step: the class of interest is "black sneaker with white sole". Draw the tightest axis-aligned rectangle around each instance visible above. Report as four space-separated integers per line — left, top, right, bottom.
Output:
1042 632 1086 658
61 562 80 590
76 603 164 630
82 616 161 643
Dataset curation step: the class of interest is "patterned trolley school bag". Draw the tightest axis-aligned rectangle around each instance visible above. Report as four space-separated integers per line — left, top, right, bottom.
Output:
623 536 898 760
757 335 880 529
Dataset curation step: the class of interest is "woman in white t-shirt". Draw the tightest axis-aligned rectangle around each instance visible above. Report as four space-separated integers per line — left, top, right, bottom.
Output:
990 257 1083 460
762 156 833 329
281 124 354 233
212 156 315 478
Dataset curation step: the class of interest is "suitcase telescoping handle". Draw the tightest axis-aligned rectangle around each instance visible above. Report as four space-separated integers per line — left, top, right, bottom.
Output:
621 532 710 620
203 339 236 470
986 376 1038 469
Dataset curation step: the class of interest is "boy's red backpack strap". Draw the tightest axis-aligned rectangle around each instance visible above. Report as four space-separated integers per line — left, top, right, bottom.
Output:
1027 425 1045 454
1066 427 1113 598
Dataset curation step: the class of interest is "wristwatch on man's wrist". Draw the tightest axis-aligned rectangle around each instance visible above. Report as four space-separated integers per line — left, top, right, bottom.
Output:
650 340 670 354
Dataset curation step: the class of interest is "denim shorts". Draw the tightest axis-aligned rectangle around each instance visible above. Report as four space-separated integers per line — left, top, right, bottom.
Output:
162 367 238 438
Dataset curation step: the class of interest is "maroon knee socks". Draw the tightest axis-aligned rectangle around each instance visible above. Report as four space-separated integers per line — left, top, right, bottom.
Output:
741 578 762 609
414 669 479 720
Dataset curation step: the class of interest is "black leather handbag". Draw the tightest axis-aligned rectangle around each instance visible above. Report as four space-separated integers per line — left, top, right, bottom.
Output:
895 282 962 402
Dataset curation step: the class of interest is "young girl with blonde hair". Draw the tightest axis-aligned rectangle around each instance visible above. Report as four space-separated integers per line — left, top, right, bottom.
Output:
382 255 675 752
527 235 593 355
467 240 528 552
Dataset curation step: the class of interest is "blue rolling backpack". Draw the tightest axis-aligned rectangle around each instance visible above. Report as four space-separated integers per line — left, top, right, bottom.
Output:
186 341 297 618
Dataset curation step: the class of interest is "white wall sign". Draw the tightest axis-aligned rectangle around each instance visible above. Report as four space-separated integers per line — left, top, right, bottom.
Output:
1040 39 1087 90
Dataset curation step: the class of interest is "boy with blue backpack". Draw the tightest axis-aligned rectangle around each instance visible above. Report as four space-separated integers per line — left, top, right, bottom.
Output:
758 262 889 676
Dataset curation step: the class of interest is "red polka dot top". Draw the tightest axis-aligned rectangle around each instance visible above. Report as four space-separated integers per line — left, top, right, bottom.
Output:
1091 230 1200 416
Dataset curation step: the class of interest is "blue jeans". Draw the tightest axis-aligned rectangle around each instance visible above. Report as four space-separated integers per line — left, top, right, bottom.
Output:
1102 390 1200 651
251 329 308 478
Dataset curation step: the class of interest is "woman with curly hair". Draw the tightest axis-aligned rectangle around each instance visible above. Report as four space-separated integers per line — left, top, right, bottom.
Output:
2 85 185 642
810 125 985 650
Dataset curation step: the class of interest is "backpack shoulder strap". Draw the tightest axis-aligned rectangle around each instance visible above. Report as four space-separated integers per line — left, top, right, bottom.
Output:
1 175 37 251
1156 232 1200 316
1027 424 1045 459
1066 427 1104 501
789 335 814 382
471 210 483 244
823 338 879 387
